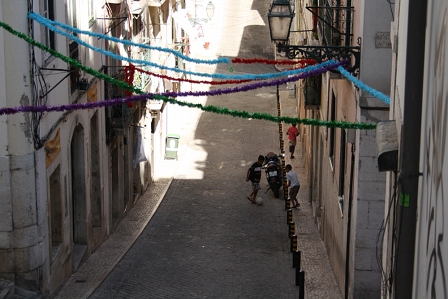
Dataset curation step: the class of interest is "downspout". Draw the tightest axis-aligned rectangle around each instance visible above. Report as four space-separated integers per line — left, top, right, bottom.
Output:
344 143 355 299
393 0 427 297
308 110 314 204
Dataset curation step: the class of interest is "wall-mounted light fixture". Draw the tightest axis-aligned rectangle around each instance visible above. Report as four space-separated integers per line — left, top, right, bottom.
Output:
189 1 215 23
205 1 215 18
267 0 361 74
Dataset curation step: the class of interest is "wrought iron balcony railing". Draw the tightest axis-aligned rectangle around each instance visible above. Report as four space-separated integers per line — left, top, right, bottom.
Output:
273 0 360 74
307 0 354 47
104 66 137 142
133 48 152 91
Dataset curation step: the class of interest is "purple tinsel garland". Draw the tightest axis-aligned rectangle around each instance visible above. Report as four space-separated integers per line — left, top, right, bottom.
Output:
0 60 345 116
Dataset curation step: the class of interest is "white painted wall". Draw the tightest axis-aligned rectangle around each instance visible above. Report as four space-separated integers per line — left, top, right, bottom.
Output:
357 0 393 94
0 3 12 244
413 0 448 297
0 0 42 291
395 0 409 125
0 0 113 294
0 2 7 157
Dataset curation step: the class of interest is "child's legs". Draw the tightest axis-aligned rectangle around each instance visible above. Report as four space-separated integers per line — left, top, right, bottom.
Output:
253 190 259 200
290 185 300 203
250 182 261 199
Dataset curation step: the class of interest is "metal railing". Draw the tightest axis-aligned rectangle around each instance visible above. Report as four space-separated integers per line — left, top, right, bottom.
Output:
307 0 354 47
104 67 136 132
133 48 152 91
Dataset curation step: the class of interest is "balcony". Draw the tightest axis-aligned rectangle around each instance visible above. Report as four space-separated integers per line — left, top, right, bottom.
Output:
307 0 354 47
105 68 137 142
132 49 152 91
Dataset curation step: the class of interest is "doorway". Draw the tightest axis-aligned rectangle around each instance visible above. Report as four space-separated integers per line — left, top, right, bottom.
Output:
71 123 87 271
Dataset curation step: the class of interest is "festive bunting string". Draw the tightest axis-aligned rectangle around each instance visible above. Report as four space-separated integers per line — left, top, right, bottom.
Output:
124 64 136 105
0 20 376 130
28 12 229 65
0 93 376 130
132 61 314 85
0 59 344 113
148 96 376 130
158 61 345 98
133 66 252 85
30 13 339 80
29 13 316 68
231 58 316 66
337 66 390 105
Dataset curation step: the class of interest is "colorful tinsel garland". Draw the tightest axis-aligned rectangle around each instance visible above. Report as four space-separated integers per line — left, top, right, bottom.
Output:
0 20 377 130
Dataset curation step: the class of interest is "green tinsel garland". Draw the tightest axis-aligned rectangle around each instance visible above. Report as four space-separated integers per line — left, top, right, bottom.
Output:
0 21 376 130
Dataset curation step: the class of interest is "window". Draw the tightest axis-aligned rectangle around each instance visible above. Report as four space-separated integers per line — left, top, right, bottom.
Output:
69 41 79 93
88 0 96 27
68 0 77 35
132 15 143 40
43 0 55 61
68 0 79 93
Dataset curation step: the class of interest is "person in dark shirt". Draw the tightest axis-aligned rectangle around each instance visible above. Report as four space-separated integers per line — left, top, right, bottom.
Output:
246 155 265 203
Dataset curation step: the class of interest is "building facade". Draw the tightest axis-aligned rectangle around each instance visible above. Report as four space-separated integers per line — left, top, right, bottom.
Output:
412 0 448 297
0 0 185 296
380 0 448 298
293 0 392 297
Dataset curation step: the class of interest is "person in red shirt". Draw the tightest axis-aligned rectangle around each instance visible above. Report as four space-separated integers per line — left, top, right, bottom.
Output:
286 123 300 158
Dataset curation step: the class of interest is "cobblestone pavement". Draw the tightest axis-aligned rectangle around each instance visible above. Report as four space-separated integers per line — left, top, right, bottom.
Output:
55 0 342 298
54 180 172 299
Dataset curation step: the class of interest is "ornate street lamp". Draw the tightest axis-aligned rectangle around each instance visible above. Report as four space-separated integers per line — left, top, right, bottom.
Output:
206 1 215 19
190 1 215 23
267 0 294 42
267 0 361 74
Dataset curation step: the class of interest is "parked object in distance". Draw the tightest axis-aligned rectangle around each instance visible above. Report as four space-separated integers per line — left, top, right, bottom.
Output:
263 152 283 198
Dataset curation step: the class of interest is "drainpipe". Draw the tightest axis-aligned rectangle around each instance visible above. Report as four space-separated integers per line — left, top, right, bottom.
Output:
307 110 314 204
393 0 426 297
344 143 355 299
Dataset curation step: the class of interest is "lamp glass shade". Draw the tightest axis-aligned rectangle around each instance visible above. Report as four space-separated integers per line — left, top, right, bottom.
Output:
267 0 294 42
206 2 215 18
268 16 293 41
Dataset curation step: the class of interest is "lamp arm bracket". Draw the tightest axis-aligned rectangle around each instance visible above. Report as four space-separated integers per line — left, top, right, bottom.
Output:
277 43 361 75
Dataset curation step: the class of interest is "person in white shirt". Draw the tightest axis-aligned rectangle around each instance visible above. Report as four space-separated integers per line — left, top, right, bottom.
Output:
285 164 300 208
